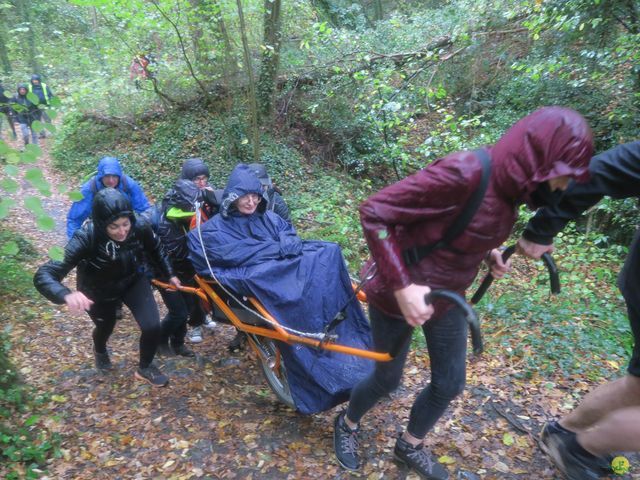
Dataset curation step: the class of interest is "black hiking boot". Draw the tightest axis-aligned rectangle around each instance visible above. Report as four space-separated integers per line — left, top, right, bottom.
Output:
394 436 449 480
333 411 361 471
172 344 196 358
134 364 169 387
541 421 613 475
540 421 608 479
93 347 113 371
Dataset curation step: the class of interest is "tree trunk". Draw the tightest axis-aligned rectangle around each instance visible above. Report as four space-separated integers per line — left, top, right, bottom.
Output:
235 0 260 162
16 0 39 73
186 0 205 66
257 0 282 122
0 15 11 74
373 0 383 22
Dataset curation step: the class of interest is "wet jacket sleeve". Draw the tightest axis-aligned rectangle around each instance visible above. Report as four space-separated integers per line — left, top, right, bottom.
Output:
141 223 174 279
33 231 91 304
66 182 94 239
271 191 291 223
359 160 477 291
126 177 152 215
523 141 640 245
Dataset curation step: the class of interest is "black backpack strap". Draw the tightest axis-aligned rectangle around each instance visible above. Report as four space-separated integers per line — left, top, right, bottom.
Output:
402 149 492 267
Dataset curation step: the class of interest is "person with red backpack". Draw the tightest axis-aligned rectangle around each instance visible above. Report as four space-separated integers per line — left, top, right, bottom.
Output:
66 156 152 239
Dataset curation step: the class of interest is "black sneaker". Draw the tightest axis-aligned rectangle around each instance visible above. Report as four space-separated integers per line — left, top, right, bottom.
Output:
394 436 449 480
172 344 196 357
540 421 613 476
135 364 169 387
94 347 112 371
540 422 602 480
333 411 361 471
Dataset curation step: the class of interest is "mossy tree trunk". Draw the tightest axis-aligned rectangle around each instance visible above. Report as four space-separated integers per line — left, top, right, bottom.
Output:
236 0 260 162
257 0 282 122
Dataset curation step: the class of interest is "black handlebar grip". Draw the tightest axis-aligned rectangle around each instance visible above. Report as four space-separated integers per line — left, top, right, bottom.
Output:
541 252 560 294
470 244 560 304
387 289 482 358
470 245 515 304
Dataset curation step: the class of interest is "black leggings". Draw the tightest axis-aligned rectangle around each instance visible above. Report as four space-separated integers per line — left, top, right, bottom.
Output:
159 287 204 347
88 276 161 368
346 304 468 439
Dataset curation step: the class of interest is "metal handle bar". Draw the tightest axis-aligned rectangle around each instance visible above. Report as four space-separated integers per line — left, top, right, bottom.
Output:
470 244 560 305
388 289 482 358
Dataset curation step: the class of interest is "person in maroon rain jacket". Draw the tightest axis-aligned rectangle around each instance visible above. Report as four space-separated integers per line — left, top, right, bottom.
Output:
333 106 594 480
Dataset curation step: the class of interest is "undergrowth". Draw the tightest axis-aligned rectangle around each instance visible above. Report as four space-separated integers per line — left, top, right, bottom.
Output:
0 231 59 479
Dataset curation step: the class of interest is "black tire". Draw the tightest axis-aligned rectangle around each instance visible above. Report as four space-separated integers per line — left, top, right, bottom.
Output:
253 336 295 408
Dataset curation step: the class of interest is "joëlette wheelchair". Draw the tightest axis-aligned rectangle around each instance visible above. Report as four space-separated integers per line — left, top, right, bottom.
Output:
153 244 558 408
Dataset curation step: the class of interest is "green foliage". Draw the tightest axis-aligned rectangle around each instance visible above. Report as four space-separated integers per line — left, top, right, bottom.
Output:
0 232 59 479
0 231 38 298
478 227 630 380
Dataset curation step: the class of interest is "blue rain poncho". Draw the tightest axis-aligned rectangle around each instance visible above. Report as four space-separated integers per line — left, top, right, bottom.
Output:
188 164 373 414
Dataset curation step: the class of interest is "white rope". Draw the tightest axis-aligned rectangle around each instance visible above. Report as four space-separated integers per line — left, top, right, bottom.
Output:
193 201 329 340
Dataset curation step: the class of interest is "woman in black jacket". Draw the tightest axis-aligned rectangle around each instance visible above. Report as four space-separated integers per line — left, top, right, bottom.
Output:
34 188 180 387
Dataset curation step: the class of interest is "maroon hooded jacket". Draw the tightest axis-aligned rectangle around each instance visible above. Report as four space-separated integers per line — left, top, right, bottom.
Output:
359 107 593 318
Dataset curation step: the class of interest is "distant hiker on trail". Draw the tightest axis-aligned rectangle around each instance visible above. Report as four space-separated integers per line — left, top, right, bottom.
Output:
130 53 156 89
12 83 39 147
517 140 640 480
28 74 55 138
0 80 16 141
66 156 152 239
332 106 593 480
34 188 180 387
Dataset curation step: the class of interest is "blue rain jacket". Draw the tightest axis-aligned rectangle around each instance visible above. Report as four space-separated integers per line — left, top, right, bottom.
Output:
66 156 151 238
188 164 373 414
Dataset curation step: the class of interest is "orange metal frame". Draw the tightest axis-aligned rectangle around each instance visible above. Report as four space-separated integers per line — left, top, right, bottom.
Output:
151 276 392 362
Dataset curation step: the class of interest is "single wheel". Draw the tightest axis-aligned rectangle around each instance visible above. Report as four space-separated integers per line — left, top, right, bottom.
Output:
251 335 295 408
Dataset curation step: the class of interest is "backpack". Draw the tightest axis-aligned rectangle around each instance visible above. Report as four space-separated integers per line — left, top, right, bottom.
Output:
402 149 492 266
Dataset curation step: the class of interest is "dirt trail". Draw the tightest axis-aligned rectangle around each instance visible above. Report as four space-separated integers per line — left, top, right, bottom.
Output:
1 135 634 479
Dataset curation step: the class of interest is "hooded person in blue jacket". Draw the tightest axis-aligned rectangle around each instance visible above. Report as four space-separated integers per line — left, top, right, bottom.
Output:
67 156 152 239
188 163 374 414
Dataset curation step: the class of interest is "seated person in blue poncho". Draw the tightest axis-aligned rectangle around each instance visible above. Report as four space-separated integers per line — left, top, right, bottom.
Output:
187 164 373 414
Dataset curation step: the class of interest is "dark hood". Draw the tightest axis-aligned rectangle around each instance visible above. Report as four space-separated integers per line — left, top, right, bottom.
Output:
490 106 593 209
30 74 42 84
180 158 209 181
220 164 267 218
96 157 123 185
16 83 28 96
247 163 273 188
92 188 135 237
165 179 201 211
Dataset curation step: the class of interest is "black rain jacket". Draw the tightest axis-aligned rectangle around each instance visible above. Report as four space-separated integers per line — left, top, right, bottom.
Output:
34 188 173 303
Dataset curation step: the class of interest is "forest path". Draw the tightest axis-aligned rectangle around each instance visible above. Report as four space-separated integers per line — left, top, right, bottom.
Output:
1 134 632 479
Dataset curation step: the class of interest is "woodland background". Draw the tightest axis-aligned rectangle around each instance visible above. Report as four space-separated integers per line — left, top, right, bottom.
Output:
0 0 639 478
